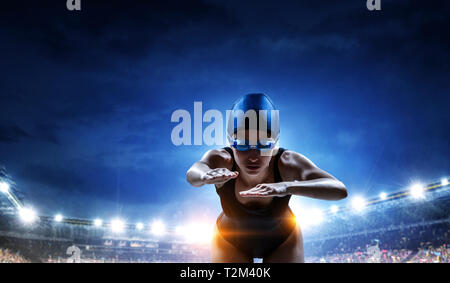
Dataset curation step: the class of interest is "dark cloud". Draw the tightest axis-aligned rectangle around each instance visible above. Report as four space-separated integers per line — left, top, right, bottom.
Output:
31 123 61 145
17 159 174 205
0 124 30 143
0 0 240 68
119 134 154 146
19 163 85 192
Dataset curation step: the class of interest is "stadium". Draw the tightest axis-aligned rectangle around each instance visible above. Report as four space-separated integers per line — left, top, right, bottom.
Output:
1 0 449 266
1 165 448 263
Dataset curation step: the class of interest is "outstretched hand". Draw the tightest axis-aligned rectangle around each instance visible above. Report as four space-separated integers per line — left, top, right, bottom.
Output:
239 183 288 197
201 168 239 185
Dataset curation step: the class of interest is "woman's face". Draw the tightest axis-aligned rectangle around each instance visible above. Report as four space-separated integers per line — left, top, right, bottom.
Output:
231 129 276 175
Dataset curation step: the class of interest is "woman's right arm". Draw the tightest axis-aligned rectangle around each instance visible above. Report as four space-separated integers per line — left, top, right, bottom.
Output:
186 149 238 188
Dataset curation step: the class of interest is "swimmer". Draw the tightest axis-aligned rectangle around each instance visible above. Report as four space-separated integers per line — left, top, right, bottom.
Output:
186 93 347 263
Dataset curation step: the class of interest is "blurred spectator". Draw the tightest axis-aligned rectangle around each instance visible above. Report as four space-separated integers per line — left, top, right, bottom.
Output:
0 248 30 263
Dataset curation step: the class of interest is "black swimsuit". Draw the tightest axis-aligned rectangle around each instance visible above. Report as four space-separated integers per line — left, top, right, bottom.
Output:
215 147 296 258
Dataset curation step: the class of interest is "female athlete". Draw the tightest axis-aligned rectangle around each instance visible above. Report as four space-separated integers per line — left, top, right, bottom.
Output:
186 93 347 263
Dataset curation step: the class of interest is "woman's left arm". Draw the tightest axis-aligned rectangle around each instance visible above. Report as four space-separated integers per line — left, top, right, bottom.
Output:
240 151 347 200
284 178 347 200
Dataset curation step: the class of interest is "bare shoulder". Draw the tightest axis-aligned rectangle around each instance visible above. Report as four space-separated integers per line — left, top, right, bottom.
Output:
200 148 234 170
279 150 317 170
278 149 320 181
279 149 336 181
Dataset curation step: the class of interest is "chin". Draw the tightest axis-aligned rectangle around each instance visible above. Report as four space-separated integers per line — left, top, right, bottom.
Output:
245 168 261 175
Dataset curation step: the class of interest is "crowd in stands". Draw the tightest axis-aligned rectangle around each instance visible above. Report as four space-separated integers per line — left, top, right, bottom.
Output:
0 235 210 263
408 244 448 263
307 244 448 263
0 219 447 263
304 221 448 257
0 218 447 263
0 248 30 263
1 230 447 263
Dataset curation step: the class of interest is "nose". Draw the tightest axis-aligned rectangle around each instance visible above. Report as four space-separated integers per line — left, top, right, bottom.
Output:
248 150 260 162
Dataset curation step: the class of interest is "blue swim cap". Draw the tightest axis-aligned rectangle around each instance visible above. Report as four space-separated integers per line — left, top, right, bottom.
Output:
226 93 279 146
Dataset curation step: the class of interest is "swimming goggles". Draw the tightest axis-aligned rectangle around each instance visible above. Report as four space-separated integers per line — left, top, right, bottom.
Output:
230 139 277 151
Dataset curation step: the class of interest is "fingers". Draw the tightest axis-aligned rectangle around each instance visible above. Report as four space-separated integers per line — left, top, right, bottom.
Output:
241 184 269 193
239 185 273 197
229 171 239 179
245 188 271 194
208 168 238 177
202 169 239 184
240 191 271 197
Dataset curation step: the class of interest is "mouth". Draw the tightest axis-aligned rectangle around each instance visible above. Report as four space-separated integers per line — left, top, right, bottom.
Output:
246 164 260 171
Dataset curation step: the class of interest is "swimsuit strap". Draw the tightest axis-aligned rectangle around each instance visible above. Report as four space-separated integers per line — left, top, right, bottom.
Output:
223 147 236 172
273 148 285 182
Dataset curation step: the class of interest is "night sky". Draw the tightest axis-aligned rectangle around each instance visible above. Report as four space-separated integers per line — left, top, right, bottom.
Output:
0 0 448 226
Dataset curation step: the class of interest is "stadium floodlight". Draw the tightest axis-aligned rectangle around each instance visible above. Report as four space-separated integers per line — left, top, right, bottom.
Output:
93 219 103 227
150 220 166 236
183 223 213 244
110 218 125 233
330 205 339 214
409 183 425 199
19 207 37 224
136 222 144 230
379 192 387 200
175 225 184 235
291 206 324 229
441 178 448 187
0 182 9 194
54 214 63 222
310 208 324 225
351 196 366 212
